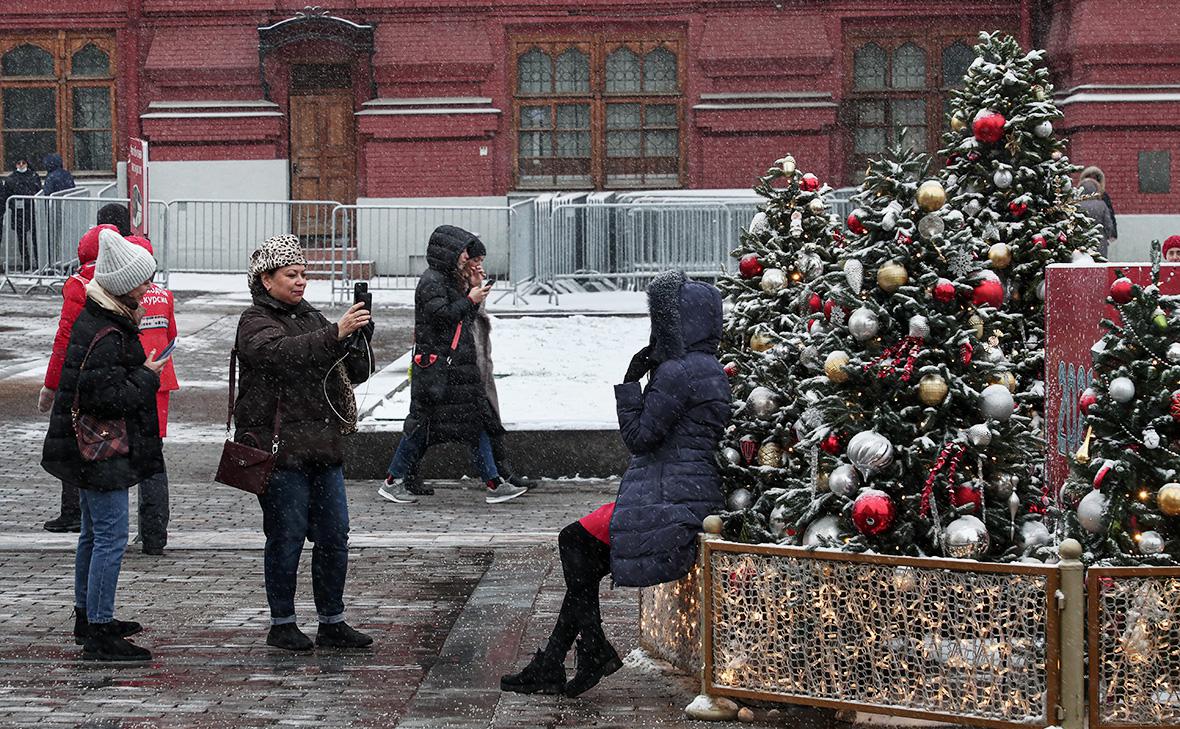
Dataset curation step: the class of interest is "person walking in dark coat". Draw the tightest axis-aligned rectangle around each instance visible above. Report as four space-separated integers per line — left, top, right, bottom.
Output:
41 228 165 662
1081 166 1117 242
1078 178 1115 258
235 234 375 652
377 225 527 505
501 270 731 698
7 157 41 271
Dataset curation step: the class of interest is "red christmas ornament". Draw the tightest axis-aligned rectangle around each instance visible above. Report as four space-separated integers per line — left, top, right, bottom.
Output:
967 151 981 162
739 437 757 464
739 253 763 279
961 342 974 365
1032 234 1047 248
945 154 958 167
1093 460 1114 489
897 230 913 245
808 293 822 313
1058 232 1068 245
972 110 1007 144
847 210 867 235
973 277 1004 308
1171 390 1180 421
1110 277 1134 305
951 484 983 514
723 362 738 378
821 433 842 455
852 489 896 536
1008 201 1028 217
1078 388 1097 414
800 173 820 192
933 278 956 303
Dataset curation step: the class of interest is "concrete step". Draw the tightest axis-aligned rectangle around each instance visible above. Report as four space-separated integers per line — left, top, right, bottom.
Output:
302 247 374 279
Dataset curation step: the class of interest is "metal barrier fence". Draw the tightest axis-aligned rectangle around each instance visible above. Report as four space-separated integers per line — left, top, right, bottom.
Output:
1088 567 1180 729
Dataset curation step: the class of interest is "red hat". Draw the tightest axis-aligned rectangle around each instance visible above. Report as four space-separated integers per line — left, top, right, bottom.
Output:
1165 236 1180 258
77 224 120 266
127 235 154 255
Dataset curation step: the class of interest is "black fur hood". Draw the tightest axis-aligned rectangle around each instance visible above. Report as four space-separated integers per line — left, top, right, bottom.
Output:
646 270 723 364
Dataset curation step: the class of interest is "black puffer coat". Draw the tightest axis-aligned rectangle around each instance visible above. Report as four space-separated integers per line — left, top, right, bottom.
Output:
407 226 487 445
234 292 373 470
42 299 163 491
609 271 731 587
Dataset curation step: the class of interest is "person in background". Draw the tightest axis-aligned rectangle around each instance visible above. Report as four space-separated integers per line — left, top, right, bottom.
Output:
97 203 131 237
236 234 375 651
126 235 176 555
1078 177 1115 258
42 228 165 662
7 157 41 271
1080 166 1117 243
1164 236 1180 263
500 271 731 698
0 175 9 245
42 153 75 196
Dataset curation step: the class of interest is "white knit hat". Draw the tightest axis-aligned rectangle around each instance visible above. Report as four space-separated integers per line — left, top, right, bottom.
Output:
94 228 157 296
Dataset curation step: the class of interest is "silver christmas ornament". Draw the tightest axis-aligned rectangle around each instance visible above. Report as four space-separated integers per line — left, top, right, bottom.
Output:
748 212 769 235
769 503 790 538
880 211 896 231
1033 120 1053 139
746 386 780 418
941 515 990 559
1109 376 1135 404
802 515 842 546
963 199 982 218
844 259 864 294
993 169 1014 189
810 319 827 337
722 447 742 465
983 344 1005 364
1008 491 1020 523
918 214 945 241
800 345 821 370
980 384 1015 422
828 464 862 498
1072 250 1095 264
1144 428 1161 449
1077 489 1109 534
908 315 930 339
1168 342 1180 363
846 431 894 477
727 487 754 511
798 252 823 279
1036 280 1045 300
1019 520 1052 550
848 307 880 341
1139 530 1165 555
967 423 992 448
760 268 788 293
808 197 826 214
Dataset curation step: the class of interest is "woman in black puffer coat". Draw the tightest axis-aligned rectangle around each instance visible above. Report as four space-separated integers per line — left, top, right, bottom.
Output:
42 228 164 662
501 270 730 699
377 225 526 505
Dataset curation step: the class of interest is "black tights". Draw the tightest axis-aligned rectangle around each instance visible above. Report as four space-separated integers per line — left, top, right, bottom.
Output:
543 522 611 661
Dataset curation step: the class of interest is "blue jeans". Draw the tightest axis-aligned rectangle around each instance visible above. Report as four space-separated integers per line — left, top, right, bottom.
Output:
74 488 130 624
386 428 499 482
258 465 349 625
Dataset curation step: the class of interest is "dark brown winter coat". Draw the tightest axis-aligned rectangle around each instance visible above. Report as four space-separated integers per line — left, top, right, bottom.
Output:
233 292 373 469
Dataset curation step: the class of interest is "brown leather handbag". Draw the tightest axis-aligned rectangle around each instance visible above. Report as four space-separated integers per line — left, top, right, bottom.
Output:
214 349 280 495
72 326 130 462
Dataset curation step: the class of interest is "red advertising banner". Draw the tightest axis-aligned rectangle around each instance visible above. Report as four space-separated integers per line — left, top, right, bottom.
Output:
1044 263 1180 497
128 138 149 237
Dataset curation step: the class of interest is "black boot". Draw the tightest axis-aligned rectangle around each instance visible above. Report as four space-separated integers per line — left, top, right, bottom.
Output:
564 633 622 698
73 607 142 646
81 622 151 662
43 514 81 533
266 623 313 651
500 649 567 695
316 621 374 649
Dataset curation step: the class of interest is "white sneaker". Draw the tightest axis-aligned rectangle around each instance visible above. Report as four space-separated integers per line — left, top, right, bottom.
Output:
486 478 528 504
378 479 418 504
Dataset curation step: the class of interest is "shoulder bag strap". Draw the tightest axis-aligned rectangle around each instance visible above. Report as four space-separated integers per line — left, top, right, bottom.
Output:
72 326 122 417
227 348 282 454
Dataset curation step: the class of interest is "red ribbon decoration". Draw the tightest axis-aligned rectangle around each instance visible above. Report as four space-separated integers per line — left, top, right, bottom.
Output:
920 443 966 518
865 335 924 382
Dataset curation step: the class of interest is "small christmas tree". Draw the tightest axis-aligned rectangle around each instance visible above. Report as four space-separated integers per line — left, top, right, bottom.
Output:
716 156 841 543
1066 246 1180 565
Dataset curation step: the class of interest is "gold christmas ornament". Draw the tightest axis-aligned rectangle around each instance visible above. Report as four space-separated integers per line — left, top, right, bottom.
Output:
807 197 826 214
990 370 1017 393
918 374 949 406
1074 426 1093 465
950 114 967 132
816 470 830 493
916 180 947 212
968 314 985 339
750 332 775 352
988 243 1013 269
1158 483 1180 516
877 262 908 293
757 442 784 468
824 350 851 383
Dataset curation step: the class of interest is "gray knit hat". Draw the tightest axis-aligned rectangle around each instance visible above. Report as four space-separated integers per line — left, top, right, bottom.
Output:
94 228 157 296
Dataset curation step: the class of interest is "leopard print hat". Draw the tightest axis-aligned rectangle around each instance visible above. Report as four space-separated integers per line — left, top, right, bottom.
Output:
249 234 307 280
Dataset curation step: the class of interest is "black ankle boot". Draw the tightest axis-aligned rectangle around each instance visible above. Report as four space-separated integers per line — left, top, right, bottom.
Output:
564 634 622 698
266 623 313 651
43 514 81 533
316 621 373 648
500 649 566 695
73 607 143 646
81 622 151 662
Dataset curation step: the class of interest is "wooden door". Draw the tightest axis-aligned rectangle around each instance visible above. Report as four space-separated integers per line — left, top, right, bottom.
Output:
289 91 356 237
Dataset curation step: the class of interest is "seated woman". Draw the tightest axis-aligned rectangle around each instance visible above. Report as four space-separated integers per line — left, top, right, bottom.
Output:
500 270 731 697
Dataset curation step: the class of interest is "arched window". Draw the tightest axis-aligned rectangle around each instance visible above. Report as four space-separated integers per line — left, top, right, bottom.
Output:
2 44 54 77
643 47 676 92
71 44 110 77
892 43 926 89
854 43 886 90
942 42 973 87
517 48 551 94
606 48 640 94
555 48 590 94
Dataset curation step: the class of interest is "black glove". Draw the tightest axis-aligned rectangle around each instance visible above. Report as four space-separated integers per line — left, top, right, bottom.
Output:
624 346 653 383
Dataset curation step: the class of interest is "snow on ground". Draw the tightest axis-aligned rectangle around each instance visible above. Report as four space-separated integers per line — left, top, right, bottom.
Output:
361 314 650 431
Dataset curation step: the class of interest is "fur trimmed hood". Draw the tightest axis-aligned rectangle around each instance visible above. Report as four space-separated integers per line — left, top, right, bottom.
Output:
646 270 723 364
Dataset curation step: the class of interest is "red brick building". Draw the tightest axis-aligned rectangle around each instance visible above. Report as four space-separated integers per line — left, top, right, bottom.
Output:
2 1 1176 235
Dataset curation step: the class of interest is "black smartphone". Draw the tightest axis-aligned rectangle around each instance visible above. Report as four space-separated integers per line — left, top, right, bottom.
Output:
354 282 372 312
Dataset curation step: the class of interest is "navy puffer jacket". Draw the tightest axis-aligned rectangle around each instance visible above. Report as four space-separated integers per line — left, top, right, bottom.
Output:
609 271 731 587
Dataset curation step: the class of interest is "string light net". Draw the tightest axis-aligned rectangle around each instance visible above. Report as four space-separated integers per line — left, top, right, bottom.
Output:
639 566 701 674
1091 570 1180 726
707 545 1056 724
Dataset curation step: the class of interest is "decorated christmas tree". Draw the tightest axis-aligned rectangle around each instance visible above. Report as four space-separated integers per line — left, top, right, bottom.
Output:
940 31 1105 421
773 142 1047 559
1066 248 1180 565
715 156 842 543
